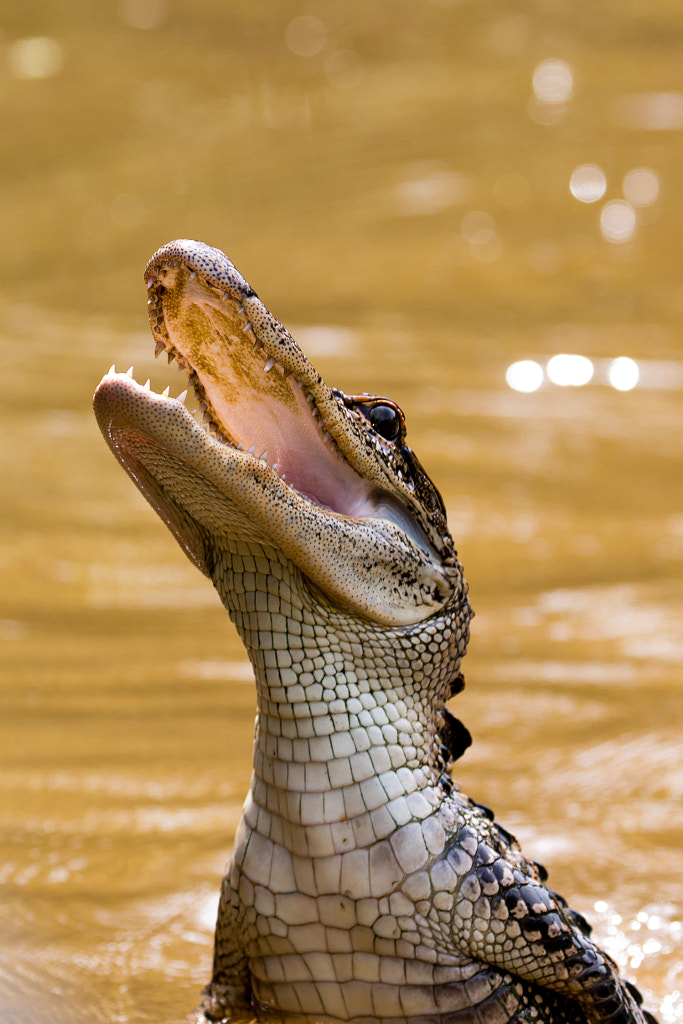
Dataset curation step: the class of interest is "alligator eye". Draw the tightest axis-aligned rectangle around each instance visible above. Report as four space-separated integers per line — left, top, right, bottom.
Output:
369 404 401 441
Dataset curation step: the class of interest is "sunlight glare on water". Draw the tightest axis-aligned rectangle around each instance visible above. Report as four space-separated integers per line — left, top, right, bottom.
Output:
505 360 544 393
546 353 594 387
609 356 640 391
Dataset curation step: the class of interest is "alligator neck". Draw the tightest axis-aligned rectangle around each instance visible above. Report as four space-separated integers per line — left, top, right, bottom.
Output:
212 542 465 878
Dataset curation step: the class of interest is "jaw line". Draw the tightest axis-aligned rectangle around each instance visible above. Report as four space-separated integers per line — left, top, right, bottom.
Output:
93 370 453 626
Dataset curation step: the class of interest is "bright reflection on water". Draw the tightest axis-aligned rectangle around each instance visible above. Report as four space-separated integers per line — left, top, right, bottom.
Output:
547 353 594 387
601 199 637 244
506 360 544 393
623 168 660 207
570 164 607 204
532 58 574 104
609 357 640 392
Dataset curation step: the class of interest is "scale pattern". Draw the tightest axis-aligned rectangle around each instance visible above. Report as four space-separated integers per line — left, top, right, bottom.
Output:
200 539 650 1024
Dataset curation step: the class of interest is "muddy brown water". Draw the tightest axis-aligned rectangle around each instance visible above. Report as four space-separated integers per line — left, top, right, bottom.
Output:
0 3 681 1022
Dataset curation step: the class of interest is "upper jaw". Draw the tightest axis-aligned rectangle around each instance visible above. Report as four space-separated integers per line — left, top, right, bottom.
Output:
144 239 456 562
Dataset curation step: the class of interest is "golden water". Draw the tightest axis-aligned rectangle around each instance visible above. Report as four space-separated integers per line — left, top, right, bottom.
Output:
1 2 681 1022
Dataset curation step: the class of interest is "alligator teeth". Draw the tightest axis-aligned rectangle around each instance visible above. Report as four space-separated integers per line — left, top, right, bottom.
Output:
264 357 276 373
202 412 212 424
189 271 197 280
167 351 175 364
199 402 208 414
242 321 253 334
176 389 188 405
146 278 155 290
236 305 245 316
109 363 116 375
162 385 170 397
155 340 165 358
126 366 134 377
221 292 229 302
143 379 151 391
259 450 268 462
247 445 256 455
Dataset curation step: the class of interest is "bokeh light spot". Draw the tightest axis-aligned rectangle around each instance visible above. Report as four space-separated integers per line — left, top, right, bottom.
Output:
506 360 544 392
461 211 496 245
285 16 326 57
570 164 607 203
609 357 639 391
533 59 573 105
547 354 594 387
600 200 637 244
623 167 660 207
8 37 63 79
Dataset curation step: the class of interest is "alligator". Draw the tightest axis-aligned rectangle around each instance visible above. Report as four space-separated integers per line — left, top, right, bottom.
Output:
93 239 658 1024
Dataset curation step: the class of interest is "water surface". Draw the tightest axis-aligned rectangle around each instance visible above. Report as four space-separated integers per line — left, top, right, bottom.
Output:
1 2 682 1022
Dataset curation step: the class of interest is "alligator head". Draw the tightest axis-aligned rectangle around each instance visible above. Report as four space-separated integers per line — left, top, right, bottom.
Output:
93 239 470 632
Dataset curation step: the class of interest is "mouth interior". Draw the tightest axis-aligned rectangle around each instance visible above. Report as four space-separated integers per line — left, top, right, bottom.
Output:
149 276 380 519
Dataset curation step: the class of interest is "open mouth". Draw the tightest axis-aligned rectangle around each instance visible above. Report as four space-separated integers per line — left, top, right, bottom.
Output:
142 251 382 524
93 240 457 625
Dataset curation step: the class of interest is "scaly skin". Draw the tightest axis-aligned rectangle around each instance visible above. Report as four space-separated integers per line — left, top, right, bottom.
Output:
93 240 657 1024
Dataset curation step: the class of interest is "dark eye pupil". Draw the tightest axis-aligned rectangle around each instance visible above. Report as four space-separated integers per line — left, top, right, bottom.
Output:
369 405 400 441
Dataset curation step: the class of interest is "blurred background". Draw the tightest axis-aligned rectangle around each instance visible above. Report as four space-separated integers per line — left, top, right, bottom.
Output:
0 1 681 1022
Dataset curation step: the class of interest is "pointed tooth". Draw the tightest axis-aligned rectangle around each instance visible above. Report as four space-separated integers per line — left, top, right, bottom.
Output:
259 450 268 462
323 431 331 444
126 366 134 377
162 385 170 397
190 271 197 279
242 321 253 334
264 357 276 373
247 445 256 455
237 305 245 316
155 340 165 358
176 389 188 404
202 412 213 424
167 350 175 364
143 379 151 390
252 340 264 353
146 278 155 290
236 442 244 451
271 463 278 473
221 292 229 301
108 363 116 375
199 402 208 413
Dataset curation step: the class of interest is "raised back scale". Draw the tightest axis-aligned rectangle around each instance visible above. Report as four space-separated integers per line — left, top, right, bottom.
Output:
93 240 657 1024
